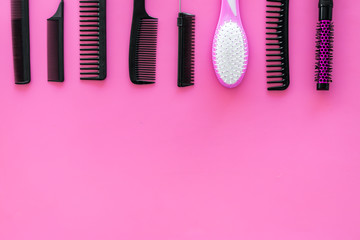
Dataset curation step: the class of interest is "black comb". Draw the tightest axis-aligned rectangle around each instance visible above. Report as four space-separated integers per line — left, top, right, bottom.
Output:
48 0 64 82
79 0 107 80
177 0 195 88
11 0 30 84
129 0 158 85
266 0 290 91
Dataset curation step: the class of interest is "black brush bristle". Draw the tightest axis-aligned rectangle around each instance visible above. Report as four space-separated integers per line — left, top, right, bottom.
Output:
129 0 158 85
266 0 290 91
79 0 107 81
11 0 30 84
48 0 64 82
177 13 195 87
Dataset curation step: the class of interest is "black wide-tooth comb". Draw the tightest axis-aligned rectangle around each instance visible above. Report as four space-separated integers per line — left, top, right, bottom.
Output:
11 0 30 84
129 0 158 85
48 0 64 82
177 0 195 87
79 0 107 80
266 0 290 91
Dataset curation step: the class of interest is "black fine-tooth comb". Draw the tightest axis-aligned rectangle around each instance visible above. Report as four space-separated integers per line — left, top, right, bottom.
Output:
48 0 64 82
79 0 107 80
177 0 195 87
266 0 290 91
11 0 30 84
129 0 158 85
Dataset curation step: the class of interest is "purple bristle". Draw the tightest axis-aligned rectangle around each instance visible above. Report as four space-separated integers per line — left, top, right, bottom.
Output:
315 20 334 84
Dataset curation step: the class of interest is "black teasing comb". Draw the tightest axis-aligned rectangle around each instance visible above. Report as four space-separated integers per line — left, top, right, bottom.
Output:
11 0 30 84
79 0 107 80
48 0 64 82
177 0 195 87
129 0 158 85
266 0 290 91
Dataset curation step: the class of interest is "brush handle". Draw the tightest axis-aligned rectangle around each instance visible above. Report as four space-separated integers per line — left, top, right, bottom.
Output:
133 0 149 18
221 0 239 17
319 0 333 20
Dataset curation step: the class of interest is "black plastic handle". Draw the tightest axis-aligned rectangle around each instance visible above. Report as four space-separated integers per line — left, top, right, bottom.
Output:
133 0 149 18
319 0 333 20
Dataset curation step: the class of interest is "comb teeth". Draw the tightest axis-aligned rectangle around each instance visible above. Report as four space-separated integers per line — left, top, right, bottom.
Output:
315 20 334 87
79 0 107 80
130 18 158 84
178 13 195 87
11 0 30 84
266 0 290 91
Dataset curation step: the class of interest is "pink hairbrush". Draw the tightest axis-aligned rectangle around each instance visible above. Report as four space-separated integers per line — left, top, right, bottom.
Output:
212 0 249 88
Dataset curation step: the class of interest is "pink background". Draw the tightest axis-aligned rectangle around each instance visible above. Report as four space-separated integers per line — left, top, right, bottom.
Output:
1 0 360 239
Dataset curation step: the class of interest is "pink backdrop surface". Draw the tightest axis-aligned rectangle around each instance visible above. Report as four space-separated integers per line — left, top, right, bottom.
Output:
1 0 360 239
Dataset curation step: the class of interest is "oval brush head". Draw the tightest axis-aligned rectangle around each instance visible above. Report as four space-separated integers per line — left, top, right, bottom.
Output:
212 0 248 88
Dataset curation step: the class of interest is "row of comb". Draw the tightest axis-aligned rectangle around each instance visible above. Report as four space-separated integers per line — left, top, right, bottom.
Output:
10 0 195 86
78 0 195 86
129 0 195 87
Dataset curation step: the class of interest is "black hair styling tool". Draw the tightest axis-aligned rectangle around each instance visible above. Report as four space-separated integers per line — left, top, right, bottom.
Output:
48 0 64 82
177 0 195 87
129 0 158 85
11 0 30 84
79 0 107 80
315 0 334 91
266 0 290 91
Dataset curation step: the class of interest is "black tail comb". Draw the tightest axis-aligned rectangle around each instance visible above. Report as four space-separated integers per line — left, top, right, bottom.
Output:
266 0 290 91
129 0 158 85
177 12 195 87
48 0 64 82
11 0 30 84
79 0 107 80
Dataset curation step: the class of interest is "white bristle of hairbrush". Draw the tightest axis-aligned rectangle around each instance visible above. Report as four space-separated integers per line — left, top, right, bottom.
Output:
213 21 247 85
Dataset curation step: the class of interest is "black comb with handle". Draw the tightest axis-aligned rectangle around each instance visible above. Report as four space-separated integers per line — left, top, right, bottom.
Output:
266 0 290 91
129 0 158 85
177 0 195 87
11 0 30 84
79 0 107 80
48 0 64 82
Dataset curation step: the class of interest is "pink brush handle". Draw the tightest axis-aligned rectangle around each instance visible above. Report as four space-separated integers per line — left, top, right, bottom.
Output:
220 0 240 21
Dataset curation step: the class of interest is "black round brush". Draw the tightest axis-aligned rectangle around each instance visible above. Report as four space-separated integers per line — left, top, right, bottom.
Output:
315 0 334 91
